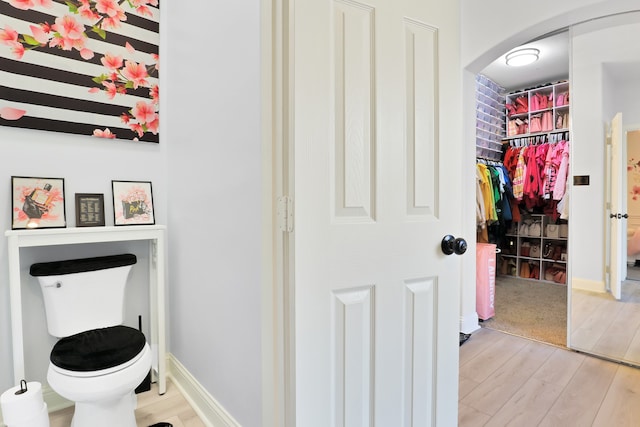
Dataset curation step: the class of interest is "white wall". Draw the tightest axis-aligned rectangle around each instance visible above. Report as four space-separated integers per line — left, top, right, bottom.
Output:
570 13 640 290
462 0 640 72
611 74 640 123
0 1 263 426
164 1 262 426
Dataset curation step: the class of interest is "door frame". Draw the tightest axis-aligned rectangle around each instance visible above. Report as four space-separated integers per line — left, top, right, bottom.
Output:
262 0 295 425
606 113 624 299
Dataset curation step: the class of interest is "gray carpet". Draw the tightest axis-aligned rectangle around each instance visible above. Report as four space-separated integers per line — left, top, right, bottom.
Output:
481 276 568 347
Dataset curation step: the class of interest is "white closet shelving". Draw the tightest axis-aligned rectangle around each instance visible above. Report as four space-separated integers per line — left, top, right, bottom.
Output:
504 81 570 142
499 214 568 284
497 80 571 284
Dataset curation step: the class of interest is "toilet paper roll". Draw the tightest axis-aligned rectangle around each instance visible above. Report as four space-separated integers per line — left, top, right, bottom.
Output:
7 403 49 427
0 381 47 426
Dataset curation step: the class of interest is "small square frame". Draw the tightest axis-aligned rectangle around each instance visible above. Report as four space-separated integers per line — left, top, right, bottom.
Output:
75 193 106 227
112 180 155 226
11 176 66 230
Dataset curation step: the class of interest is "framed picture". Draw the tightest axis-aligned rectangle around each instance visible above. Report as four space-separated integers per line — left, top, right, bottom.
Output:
112 180 155 226
75 193 105 227
11 176 66 230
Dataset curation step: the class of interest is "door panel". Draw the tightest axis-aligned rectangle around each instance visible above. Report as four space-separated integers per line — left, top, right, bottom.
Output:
610 112 623 299
333 1 375 221
292 0 461 425
404 278 437 426
332 286 374 425
405 20 438 217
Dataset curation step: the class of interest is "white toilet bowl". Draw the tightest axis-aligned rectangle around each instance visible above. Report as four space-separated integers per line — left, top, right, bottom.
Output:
30 254 150 427
48 342 152 427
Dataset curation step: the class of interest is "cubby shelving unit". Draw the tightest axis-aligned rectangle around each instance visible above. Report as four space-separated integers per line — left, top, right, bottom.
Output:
498 214 568 284
503 81 570 143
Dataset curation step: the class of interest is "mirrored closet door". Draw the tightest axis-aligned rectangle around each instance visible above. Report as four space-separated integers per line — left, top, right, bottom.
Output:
568 12 640 365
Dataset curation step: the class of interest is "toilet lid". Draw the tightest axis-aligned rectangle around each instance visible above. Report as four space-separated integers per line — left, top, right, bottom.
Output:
51 326 146 372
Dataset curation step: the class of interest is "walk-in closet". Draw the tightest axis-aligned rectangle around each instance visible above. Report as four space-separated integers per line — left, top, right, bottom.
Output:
475 18 640 364
474 32 570 347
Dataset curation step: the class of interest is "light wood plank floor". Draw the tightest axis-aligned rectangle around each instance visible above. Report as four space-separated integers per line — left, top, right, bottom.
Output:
571 280 640 365
49 379 206 427
47 330 640 427
460 327 640 426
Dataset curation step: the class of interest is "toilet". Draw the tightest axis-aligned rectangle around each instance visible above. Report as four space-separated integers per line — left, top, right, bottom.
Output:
30 254 151 427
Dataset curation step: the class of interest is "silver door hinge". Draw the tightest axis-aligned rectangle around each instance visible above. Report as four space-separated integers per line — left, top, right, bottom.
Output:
277 196 294 232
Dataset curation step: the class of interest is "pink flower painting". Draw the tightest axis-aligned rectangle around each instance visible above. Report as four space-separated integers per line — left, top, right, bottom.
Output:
0 0 160 143
112 180 155 225
629 157 640 201
11 176 66 229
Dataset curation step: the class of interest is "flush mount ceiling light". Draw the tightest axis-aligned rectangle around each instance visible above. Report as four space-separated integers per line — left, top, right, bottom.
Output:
505 48 540 67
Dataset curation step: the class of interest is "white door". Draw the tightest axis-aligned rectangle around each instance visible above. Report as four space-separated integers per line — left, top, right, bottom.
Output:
291 0 463 425
608 112 624 300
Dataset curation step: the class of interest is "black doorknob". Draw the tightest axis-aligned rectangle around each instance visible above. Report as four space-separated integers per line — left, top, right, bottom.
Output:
610 213 630 219
441 235 468 255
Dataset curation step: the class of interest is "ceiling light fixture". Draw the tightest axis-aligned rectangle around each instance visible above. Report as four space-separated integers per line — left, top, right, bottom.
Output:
505 48 540 67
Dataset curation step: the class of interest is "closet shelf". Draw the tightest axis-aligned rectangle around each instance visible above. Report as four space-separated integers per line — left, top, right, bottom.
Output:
502 128 570 141
498 214 568 284
505 81 570 140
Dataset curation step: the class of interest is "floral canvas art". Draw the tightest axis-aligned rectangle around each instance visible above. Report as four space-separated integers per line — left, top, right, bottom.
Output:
0 0 159 143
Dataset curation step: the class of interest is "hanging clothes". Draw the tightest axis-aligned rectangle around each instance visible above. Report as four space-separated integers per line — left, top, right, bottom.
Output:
476 159 515 245
476 163 497 225
541 140 565 200
496 165 513 221
501 137 570 219
476 166 487 227
522 144 549 209
553 140 570 201
512 148 527 200
503 145 520 178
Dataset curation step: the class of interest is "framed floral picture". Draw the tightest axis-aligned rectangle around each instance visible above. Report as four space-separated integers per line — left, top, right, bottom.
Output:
112 180 154 226
11 176 66 229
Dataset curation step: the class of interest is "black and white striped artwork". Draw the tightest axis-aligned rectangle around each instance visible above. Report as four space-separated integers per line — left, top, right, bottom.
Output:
0 0 159 143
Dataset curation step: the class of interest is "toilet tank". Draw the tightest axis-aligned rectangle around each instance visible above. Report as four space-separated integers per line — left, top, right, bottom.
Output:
30 254 137 338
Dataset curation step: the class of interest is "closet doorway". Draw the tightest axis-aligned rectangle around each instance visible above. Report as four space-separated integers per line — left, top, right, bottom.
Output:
475 31 570 348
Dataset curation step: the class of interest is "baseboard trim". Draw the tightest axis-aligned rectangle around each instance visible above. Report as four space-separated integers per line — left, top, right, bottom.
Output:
167 354 241 427
460 311 481 334
572 277 605 293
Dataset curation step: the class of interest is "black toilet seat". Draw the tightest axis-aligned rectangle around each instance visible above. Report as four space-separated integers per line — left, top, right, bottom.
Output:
51 325 146 372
